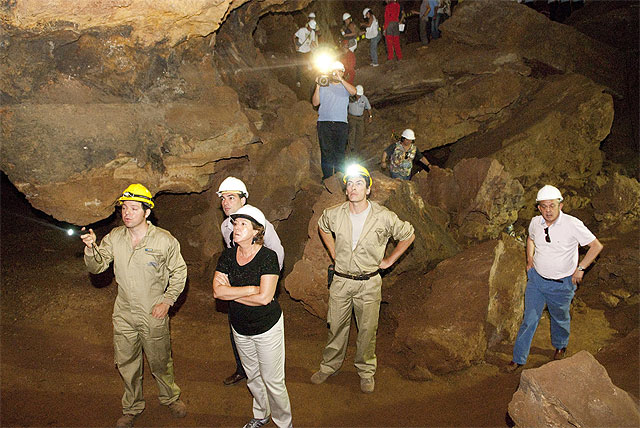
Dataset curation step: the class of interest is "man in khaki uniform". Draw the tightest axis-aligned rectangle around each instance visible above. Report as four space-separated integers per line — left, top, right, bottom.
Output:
81 184 187 428
311 165 415 393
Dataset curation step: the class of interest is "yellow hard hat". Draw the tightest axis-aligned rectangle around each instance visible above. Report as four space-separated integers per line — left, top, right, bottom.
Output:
118 183 155 209
343 164 372 187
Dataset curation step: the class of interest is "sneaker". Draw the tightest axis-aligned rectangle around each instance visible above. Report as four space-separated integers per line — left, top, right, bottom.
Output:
296 81 301 87
360 377 375 393
223 371 247 386
553 347 566 360
504 361 523 373
168 399 187 418
310 370 332 384
372 63 379 67
116 414 136 428
243 416 271 428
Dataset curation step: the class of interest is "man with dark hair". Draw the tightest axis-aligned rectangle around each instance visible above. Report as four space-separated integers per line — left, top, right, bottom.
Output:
81 183 187 428
506 185 603 373
310 165 415 393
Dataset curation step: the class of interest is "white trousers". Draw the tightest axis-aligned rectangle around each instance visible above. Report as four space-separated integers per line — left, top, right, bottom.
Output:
232 315 292 428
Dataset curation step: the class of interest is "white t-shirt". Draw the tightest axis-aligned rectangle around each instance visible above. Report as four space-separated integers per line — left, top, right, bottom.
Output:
365 17 379 39
529 211 596 279
350 202 372 250
295 27 316 53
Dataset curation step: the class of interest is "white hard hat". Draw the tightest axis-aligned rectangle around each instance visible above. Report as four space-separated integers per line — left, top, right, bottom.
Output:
356 85 364 96
343 12 351 21
401 129 415 140
308 12 316 18
363 8 371 17
536 185 563 202
217 176 249 198
231 204 266 228
308 19 317 30
332 61 345 71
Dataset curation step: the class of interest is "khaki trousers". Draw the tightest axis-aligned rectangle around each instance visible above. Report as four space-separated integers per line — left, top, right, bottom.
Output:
113 309 181 415
319 275 382 378
347 114 365 154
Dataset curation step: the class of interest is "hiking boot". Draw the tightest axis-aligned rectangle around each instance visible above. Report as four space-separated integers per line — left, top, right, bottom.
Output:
553 348 567 360
360 377 375 393
243 416 271 428
504 361 523 373
167 399 187 418
310 370 332 384
116 414 136 428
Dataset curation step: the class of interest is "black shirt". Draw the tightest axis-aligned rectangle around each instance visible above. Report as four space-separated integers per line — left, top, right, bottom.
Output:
216 246 281 336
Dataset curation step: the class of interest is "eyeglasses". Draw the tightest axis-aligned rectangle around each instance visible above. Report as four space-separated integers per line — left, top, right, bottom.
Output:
544 227 551 243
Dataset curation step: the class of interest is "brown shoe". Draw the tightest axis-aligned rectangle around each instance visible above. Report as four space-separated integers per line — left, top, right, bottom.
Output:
553 348 566 360
116 414 136 428
360 377 375 393
223 372 247 386
504 361 523 373
167 399 186 418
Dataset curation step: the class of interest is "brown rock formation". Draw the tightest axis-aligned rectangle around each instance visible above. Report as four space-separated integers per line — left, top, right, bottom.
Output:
388 236 526 379
414 158 524 244
508 350 640 427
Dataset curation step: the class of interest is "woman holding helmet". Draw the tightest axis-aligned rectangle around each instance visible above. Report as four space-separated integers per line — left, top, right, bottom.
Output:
212 205 292 428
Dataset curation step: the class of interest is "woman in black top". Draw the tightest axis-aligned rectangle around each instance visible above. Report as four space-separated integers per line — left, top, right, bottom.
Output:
213 205 292 428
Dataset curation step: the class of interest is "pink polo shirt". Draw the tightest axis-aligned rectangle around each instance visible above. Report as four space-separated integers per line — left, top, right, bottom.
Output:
529 211 596 280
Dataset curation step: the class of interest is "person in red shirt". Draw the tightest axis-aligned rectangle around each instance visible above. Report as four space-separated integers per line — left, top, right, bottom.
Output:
340 39 356 84
384 0 402 60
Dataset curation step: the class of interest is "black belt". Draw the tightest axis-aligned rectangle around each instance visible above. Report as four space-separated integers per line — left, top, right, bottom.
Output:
334 270 379 281
540 275 564 283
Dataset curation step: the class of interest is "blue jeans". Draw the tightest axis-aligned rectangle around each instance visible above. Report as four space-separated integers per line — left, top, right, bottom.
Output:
368 32 382 65
431 15 441 39
512 268 576 365
390 171 410 180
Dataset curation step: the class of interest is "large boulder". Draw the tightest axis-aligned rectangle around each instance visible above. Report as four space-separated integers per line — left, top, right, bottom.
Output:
284 173 460 318
414 158 524 244
388 236 526 379
508 350 640 427
447 73 613 190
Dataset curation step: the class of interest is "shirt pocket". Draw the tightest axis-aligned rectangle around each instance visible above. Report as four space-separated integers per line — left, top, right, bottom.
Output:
374 227 388 246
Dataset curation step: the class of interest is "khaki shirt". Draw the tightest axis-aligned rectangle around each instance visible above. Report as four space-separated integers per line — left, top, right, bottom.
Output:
85 222 187 314
318 201 414 275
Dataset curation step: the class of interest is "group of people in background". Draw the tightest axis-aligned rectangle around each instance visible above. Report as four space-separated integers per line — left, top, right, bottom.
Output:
520 0 585 22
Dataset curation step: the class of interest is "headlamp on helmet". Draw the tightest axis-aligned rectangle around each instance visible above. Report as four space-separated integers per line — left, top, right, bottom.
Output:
343 164 372 187
118 183 155 209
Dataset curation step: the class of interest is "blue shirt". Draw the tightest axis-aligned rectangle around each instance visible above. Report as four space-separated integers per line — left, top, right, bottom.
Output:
428 0 438 17
318 83 350 123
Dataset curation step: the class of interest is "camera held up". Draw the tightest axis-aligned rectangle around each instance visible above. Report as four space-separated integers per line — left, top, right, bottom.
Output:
316 70 341 87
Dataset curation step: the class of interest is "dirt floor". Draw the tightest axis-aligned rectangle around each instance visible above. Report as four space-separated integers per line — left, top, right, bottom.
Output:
1 172 638 428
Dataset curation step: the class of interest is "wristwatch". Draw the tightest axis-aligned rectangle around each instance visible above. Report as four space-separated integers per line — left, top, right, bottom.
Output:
577 266 585 271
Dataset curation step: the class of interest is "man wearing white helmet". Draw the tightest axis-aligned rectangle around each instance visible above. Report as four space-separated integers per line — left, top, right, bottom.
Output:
506 185 603 373
312 60 357 180
347 85 372 155
293 19 318 87
381 128 431 180
217 177 285 386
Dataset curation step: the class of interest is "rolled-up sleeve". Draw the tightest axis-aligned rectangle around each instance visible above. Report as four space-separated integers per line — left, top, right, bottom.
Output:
388 211 414 241
318 209 332 234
